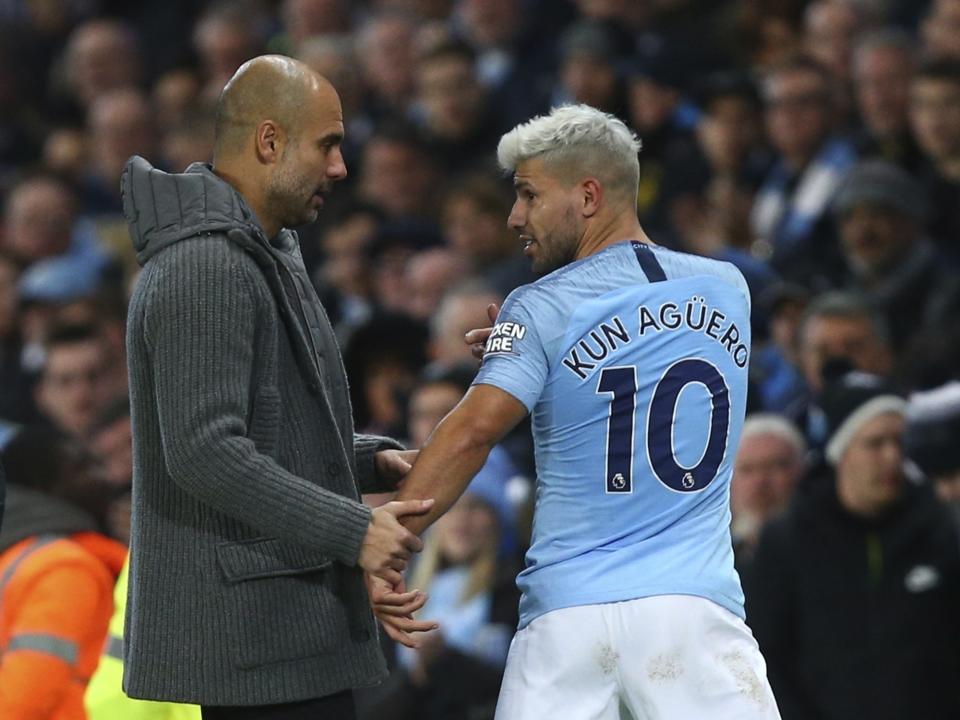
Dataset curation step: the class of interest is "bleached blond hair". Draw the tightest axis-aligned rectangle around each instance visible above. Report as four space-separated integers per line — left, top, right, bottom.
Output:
497 104 642 202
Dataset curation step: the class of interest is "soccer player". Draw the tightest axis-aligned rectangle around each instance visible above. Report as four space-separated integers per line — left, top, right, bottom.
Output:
387 104 781 719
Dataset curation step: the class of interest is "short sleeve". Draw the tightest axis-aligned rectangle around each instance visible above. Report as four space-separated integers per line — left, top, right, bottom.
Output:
473 291 549 413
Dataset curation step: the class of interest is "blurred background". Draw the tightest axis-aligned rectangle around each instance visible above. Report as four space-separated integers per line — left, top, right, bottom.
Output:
2 1 960 719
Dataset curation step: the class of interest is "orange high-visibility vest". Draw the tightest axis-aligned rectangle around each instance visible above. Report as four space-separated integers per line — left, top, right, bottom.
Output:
0 532 126 720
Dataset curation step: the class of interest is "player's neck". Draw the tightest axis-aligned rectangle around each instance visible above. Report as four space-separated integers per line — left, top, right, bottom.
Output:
575 209 651 261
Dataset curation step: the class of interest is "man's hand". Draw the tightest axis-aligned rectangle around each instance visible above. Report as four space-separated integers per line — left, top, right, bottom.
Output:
358 499 434 585
464 303 500 360
365 574 438 648
374 448 419 489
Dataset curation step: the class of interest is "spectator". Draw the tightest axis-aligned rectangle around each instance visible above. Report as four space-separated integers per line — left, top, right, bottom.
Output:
731 413 806 562
554 20 626 117
87 397 133 545
192 1 264 102
404 247 469 323
2 172 111 267
0 427 126 720
745 369 960 720
359 124 439 223
277 0 354 55
428 280 502 366
733 1 805 72
0 251 33 424
151 68 204 137
57 19 141 119
802 1 861 87
313 200 384 331
750 282 811 417
920 0 960 61
668 72 771 273
357 12 418 121
453 0 554 128
624 49 700 240
160 111 215 174
365 224 441 315
909 57 960 262
833 160 960 353
752 56 857 288
440 172 533 296
41 126 88 183
34 323 115 439
82 89 157 216
298 35 368 154
405 363 476 448
413 38 503 175
797 291 893 397
851 29 922 171
16 255 114 373
343 312 430 437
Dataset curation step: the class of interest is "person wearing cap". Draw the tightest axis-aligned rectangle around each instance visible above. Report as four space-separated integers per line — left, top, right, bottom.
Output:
834 159 960 353
744 368 960 720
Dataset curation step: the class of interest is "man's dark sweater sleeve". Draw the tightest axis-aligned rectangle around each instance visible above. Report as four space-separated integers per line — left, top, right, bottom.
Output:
142 239 371 565
354 434 405 494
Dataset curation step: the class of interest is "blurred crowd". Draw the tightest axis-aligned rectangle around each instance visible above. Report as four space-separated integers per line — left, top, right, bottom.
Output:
2 0 960 718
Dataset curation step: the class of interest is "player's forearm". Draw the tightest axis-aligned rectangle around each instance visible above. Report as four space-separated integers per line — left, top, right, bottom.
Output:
394 412 497 535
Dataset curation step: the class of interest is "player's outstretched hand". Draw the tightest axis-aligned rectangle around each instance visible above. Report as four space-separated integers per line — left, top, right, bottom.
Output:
465 302 500 360
365 574 438 648
359 499 434 586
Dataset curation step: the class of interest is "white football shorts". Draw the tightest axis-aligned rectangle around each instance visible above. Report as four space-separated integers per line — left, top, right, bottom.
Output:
495 594 781 720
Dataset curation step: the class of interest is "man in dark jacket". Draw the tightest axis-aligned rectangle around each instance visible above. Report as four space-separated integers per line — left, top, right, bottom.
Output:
122 55 435 720
833 160 960 354
744 370 960 720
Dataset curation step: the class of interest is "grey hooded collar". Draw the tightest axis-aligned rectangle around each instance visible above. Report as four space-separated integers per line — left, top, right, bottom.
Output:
121 156 299 266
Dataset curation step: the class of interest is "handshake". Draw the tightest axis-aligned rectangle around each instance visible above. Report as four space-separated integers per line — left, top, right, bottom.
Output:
358 497 439 648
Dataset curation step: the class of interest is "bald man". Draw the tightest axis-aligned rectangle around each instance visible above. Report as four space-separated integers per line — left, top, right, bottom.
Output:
121 56 434 720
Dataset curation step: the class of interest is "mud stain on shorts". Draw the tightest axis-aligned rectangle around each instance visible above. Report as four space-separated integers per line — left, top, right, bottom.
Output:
719 649 768 709
647 651 684 682
596 643 620 675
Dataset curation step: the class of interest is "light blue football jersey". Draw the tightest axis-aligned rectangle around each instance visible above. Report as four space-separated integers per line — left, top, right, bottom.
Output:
474 241 751 629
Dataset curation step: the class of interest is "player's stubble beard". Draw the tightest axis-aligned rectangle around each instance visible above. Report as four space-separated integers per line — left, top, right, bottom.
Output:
531 204 581 276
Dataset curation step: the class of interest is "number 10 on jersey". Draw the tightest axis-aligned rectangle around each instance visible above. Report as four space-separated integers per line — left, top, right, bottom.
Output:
596 359 731 495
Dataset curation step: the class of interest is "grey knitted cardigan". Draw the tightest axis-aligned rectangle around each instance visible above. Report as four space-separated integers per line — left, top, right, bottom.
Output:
120 156 398 705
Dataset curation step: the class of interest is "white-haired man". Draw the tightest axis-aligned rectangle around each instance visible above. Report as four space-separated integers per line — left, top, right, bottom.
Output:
382 104 781 718
732 414 807 561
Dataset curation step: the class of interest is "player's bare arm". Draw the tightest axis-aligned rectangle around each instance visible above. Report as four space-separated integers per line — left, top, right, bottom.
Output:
393 383 527 536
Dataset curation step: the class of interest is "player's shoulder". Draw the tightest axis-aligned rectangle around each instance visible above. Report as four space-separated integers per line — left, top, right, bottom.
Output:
653 246 751 305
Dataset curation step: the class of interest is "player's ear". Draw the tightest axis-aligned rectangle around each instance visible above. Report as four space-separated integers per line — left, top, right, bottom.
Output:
581 177 602 218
